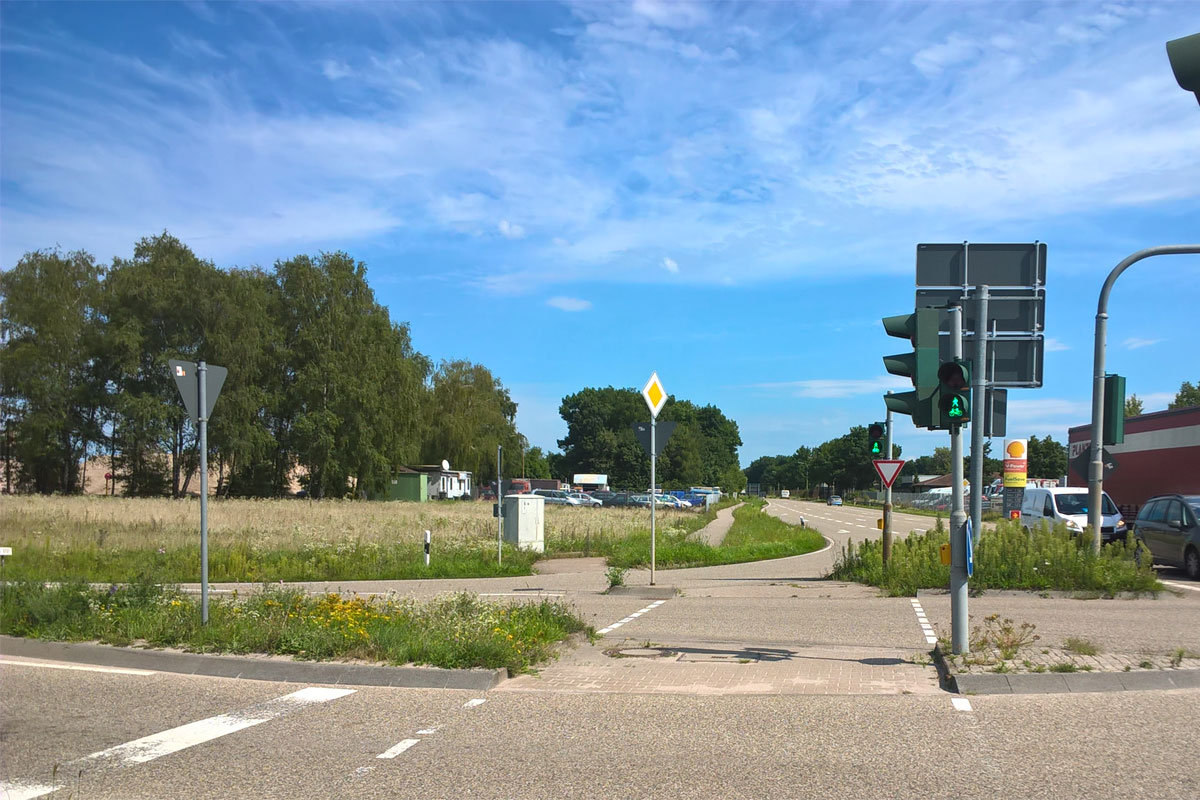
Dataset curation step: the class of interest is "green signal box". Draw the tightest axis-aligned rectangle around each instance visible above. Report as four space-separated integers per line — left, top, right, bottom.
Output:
1103 373 1126 445
868 422 885 455
883 308 939 429
936 359 971 428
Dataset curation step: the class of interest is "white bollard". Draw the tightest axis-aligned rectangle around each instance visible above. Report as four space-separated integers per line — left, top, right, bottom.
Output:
424 530 431 567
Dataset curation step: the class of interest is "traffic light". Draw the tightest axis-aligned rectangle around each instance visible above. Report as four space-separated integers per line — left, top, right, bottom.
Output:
1167 32 1200 105
868 422 885 456
1103 373 1126 445
882 308 939 429
937 359 971 428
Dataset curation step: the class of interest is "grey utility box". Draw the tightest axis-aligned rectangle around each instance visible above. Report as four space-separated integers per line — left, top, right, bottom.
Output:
502 494 545 553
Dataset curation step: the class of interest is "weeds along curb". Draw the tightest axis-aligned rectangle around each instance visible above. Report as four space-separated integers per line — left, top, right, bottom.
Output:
0 634 507 690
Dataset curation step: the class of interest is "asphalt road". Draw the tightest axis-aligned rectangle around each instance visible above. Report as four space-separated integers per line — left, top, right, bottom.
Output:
2 664 1196 799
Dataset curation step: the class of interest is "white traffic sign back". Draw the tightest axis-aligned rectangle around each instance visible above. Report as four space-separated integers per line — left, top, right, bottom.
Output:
872 459 906 488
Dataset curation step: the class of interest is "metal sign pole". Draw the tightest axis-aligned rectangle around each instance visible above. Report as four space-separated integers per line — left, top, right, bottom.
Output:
198 361 209 625
948 309 969 655
883 398 893 565
969 286 989 545
497 445 503 566
650 418 657 586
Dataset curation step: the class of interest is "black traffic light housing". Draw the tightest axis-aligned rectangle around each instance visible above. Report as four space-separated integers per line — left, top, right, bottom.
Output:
882 308 939 429
1167 32 1200 105
868 422 885 456
937 360 971 428
1103 373 1126 445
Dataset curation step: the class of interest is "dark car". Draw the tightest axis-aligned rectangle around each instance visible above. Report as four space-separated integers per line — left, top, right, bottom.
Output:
1133 494 1200 579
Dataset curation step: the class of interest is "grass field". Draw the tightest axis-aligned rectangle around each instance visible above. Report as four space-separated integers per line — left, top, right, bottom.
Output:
0 495 711 582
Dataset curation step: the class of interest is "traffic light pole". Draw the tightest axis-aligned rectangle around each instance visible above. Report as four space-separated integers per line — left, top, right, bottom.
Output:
948 307 969 655
969 286 988 546
883 400 893 565
1088 245 1200 550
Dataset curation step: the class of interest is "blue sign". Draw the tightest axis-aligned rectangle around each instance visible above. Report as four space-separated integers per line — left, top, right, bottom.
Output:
965 518 974 578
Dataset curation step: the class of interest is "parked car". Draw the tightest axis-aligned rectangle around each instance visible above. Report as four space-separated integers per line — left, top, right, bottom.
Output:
590 491 618 504
656 494 689 509
569 492 602 508
1133 494 1200 579
827 495 843 506
1020 487 1125 541
532 489 581 506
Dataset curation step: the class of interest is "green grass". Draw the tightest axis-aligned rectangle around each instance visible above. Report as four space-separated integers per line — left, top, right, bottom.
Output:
543 499 735 559
0 539 541 584
606 497 826 570
829 518 1161 596
0 580 587 674
1063 636 1100 656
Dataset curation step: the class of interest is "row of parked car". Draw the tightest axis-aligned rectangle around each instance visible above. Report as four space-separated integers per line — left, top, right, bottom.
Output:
530 489 694 509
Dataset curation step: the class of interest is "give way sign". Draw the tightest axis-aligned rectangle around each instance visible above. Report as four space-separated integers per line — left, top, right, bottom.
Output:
872 459 906 489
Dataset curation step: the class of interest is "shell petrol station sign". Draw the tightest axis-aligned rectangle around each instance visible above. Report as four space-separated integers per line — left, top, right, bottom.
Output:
1003 439 1028 487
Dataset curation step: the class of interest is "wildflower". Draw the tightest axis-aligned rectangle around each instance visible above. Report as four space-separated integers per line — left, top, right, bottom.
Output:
157 547 166 554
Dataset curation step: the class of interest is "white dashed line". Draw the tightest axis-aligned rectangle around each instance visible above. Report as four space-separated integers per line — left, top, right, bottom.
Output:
952 697 973 712
0 782 61 800
596 599 668 635
463 698 487 708
416 728 437 735
1162 580 1200 593
910 598 938 645
377 739 420 759
0 658 155 676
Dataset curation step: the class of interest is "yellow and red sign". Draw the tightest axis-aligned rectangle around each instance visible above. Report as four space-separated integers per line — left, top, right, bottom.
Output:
1003 438 1028 487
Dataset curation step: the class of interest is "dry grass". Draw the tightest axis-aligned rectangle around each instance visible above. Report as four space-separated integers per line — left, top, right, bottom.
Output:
0 495 685 553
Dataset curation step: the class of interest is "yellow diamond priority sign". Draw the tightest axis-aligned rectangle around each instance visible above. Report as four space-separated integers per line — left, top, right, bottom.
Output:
642 372 667 419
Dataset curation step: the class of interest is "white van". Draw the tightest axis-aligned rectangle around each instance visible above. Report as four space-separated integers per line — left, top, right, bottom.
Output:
1020 487 1128 542
780 490 790 499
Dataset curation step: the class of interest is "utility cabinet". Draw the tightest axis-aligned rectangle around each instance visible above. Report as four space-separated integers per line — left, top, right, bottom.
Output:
502 494 545 553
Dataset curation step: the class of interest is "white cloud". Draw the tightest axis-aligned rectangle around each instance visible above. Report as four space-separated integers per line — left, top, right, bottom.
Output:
322 59 352 80
1134 391 1177 412
752 376 910 399
1044 337 1071 352
546 296 591 312
1123 337 1163 350
911 35 977 77
661 256 679 273
498 220 526 239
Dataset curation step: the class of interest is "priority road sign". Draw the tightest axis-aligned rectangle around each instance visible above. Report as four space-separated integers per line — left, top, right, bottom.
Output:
642 372 667 419
872 459 905 488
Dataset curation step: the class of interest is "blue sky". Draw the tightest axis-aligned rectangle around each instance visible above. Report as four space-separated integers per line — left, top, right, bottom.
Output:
2 1 1198 466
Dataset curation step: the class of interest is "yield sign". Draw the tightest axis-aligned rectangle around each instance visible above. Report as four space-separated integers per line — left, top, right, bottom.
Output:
872 459 906 489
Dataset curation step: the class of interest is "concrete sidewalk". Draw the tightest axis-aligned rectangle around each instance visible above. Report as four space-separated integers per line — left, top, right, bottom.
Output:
693 501 743 546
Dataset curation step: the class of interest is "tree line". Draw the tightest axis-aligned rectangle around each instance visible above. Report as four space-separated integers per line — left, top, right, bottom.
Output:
743 425 904 494
0 234 524 498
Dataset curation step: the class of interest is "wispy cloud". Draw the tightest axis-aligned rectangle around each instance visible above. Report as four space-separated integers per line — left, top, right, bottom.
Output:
752 376 910 399
498 220 526 239
1043 337 1070 352
1123 337 1163 350
661 256 679 274
546 296 591 312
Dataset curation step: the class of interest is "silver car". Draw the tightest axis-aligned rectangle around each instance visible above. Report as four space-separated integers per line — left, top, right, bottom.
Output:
569 492 603 508
532 489 581 506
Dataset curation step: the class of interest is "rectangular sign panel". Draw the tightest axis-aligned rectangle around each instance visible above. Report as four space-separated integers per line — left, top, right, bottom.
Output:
916 242 1046 288
936 335 1043 388
1003 439 1028 488
572 474 608 486
917 288 1045 334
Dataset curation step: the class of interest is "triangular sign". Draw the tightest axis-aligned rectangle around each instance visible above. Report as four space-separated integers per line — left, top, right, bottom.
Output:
872 459 906 489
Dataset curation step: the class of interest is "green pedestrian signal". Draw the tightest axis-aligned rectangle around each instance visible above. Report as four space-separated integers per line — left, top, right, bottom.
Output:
868 422 885 456
882 308 939 429
936 360 971 428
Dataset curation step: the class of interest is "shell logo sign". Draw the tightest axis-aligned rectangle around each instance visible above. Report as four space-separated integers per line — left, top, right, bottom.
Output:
1003 438 1029 487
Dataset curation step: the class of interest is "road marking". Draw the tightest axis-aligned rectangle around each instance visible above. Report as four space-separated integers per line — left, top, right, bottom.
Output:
1162 580 1200 593
0 657 155 676
0 782 61 800
377 739 420 759
478 592 565 598
910 598 938 645
463 698 487 708
952 697 973 712
0 687 357 798
416 728 437 735
596 599 668 635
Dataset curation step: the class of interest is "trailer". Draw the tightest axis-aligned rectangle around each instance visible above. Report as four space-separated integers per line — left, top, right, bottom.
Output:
1067 406 1200 512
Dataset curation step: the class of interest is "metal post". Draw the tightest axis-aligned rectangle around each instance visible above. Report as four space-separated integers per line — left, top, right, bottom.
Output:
948 308 969 655
497 445 503 566
198 361 209 625
1088 245 1200 550
650 418 657 586
883 398 893 565
969 286 988 545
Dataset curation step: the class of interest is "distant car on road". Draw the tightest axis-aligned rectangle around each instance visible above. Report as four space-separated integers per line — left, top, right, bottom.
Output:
827 495 842 506
1133 494 1200 579
780 490 790 498
532 489 581 506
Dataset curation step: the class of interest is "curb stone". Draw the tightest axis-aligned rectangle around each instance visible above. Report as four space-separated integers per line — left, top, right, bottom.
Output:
0 635 506 690
949 666 1200 695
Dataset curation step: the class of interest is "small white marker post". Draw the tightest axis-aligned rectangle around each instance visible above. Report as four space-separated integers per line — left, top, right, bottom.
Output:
424 530 431 567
